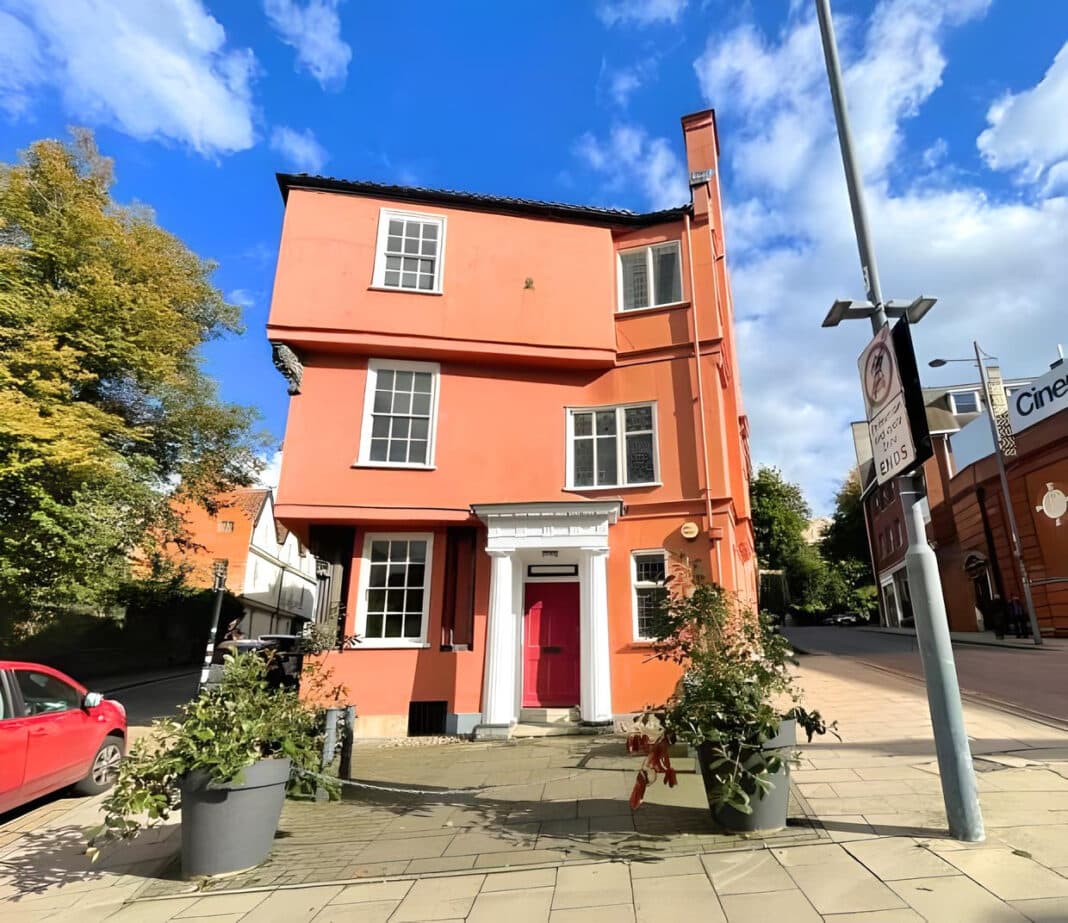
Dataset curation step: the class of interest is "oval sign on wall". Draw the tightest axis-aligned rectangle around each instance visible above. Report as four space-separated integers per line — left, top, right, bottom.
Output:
680 521 699 540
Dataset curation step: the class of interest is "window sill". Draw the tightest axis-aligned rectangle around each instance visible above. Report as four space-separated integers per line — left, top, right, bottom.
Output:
368 285 443 297
564 482 661 492
353 462 437 471
350 641 432 650
625 640 657 649
615 301 690 318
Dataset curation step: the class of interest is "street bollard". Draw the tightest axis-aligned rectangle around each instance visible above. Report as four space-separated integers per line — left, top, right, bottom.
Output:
316 707 342 803
339 705 357 781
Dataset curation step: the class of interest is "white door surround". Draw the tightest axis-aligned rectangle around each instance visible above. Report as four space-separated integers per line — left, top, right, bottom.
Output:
472 501 621 737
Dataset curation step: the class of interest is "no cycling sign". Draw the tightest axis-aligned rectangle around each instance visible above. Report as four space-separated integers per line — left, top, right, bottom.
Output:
859 320 932 485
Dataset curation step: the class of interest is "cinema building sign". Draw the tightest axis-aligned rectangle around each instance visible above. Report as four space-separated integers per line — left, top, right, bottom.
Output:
1009 366 1068 434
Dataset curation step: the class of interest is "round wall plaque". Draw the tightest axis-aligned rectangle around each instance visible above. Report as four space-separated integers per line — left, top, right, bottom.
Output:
680 521 699 540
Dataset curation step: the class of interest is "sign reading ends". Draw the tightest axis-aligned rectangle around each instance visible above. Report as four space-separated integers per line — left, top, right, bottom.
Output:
858 322 930 485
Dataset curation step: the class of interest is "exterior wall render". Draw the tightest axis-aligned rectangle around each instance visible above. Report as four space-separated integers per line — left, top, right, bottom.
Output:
314 512 719 735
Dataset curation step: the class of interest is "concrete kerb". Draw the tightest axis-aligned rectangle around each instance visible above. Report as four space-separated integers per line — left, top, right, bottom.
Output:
100 669 199 694
847 657 1068 733
857 626 1060 652
787 633 1068 731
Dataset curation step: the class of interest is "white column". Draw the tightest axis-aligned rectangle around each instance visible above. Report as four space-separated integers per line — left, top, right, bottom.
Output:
480 549 518 730
579 547 613 724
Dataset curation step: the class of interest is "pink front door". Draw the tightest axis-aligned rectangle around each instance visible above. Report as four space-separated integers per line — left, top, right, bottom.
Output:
523 582 580 707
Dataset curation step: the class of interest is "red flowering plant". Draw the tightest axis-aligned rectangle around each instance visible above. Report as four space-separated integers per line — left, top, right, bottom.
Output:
627 557 836 816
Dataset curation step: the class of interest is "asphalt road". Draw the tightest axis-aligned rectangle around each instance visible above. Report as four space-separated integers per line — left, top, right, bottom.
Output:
784 626 1068 726
104 670 199 733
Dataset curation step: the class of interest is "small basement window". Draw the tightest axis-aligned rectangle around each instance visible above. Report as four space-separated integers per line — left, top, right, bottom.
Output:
408 700 447 736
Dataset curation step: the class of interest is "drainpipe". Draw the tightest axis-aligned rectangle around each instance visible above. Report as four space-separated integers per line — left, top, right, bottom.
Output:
684 212 717 552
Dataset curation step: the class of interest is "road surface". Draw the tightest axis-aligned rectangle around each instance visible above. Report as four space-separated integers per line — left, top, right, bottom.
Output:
103 670 199 733
784 626 1068 725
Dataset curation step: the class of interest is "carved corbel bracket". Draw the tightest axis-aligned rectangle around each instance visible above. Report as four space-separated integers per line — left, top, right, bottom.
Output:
271 342 303 395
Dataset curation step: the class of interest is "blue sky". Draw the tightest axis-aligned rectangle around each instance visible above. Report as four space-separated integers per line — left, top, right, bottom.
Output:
2 0 1067 513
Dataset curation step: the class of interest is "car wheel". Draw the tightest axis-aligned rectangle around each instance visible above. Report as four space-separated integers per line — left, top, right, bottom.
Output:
75 735 125 795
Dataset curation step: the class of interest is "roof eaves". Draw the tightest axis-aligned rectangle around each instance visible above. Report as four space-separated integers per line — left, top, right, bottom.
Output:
276 174 692 227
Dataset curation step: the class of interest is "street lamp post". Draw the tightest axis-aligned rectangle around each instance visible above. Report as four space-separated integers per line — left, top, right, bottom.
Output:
817 0 984 842
928 346 1043 645
198 560 229 693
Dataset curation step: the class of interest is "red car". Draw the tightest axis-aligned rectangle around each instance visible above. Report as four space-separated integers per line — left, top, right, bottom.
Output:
0 661 127 814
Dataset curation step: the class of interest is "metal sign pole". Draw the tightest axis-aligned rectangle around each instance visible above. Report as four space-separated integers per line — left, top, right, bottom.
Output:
816 0 984 841
974 342 1043 645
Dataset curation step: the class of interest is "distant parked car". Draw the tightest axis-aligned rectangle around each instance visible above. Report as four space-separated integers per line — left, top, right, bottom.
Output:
822 614 862 627
0 661 127 814
207 635 303 690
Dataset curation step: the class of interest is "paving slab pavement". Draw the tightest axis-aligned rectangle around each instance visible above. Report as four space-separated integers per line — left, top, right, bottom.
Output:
2 655 1066 921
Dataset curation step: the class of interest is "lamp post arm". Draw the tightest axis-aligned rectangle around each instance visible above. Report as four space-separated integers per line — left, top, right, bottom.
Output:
974 341 1043 645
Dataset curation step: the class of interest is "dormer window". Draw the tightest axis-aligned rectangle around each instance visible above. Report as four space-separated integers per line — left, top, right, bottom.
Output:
949 391 980 414
617 242 682 312
372 209 446 294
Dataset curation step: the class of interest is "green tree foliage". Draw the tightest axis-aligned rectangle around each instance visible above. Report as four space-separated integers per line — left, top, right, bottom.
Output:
751 466 878 620
749 466 810 570
821 469 869 565
820 471 879 620
0 130 267 625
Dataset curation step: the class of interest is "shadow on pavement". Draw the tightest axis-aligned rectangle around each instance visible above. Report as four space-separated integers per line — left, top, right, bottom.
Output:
0 822 179 901
815 818 948 839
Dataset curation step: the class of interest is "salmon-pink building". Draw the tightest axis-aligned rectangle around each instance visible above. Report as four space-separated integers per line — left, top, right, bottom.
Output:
267 110 756 737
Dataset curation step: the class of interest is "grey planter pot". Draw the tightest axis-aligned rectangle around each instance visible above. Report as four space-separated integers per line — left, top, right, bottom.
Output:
179 757 291 878
697 719 796 834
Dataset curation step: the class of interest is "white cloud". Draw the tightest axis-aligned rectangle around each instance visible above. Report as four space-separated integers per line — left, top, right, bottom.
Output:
256 450 284 490
977 41 1068 184
575 124 688 211
270 125 328 173
597 0 686 27
688 0 1068 513
600 56 659 107
228 289 256 307
1043 160 1068 196
922 137 948 169
0 11 44 117
263 0 351 88
2 0 256 157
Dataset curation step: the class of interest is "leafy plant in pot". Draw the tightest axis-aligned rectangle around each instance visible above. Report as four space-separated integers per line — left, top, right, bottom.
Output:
87 652 339 878
628 559 837 832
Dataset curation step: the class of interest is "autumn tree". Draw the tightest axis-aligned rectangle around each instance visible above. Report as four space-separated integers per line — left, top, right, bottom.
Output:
0 130 266 628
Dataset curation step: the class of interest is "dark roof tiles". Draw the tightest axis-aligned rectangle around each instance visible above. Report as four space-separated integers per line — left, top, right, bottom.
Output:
232 488 270 522
277 174 691 226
